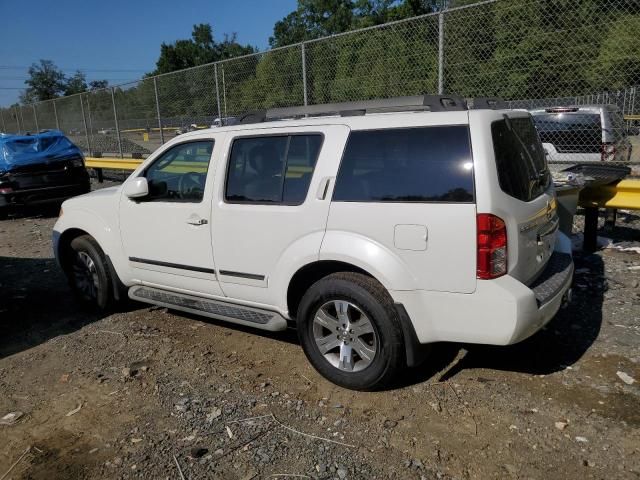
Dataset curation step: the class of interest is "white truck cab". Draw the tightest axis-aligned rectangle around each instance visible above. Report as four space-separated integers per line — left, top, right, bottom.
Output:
53 95 573 390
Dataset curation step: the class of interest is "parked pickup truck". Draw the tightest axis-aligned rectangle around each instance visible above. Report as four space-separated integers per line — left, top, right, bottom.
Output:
53 95 573 390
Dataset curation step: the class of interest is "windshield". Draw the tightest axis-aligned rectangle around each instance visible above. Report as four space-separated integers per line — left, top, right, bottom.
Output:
492 116 550 202
532 112 602 153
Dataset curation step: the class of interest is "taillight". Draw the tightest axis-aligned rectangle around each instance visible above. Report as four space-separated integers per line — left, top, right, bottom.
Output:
477 213 507 279
601 143 615 161
0 186 12 194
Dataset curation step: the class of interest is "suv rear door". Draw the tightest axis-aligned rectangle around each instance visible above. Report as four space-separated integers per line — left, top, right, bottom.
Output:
472 110 558 285
325 113 477 294
211 125 350 304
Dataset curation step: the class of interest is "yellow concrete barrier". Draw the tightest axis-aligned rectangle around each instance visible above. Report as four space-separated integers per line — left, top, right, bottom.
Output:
86 157 143 170
579 178 640 210
85 157 209 174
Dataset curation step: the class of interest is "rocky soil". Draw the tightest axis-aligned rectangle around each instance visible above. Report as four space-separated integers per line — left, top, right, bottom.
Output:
0 187 638 479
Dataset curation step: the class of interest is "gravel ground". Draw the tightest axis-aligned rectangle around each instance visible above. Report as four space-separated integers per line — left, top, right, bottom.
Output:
0 183 639 479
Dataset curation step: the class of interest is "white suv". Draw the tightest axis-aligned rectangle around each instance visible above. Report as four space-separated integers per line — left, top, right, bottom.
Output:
53 96 573 390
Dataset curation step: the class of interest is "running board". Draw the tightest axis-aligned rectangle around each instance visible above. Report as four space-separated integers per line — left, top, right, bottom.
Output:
128 286 287 332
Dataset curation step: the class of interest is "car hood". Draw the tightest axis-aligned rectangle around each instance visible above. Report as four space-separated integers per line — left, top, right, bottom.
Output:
64 185 121 206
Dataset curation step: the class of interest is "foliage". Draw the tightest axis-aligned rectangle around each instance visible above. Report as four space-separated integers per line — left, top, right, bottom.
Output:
269 0 441 47
65 71 88 96
151 24 256 75
23 60 66 101
6 0 640 128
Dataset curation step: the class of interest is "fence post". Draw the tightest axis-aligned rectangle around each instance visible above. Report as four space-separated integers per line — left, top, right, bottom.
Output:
111 87 124 159
301 42 308 106
14 107 20 133
33 104 39 132
19 107 25 133
0 109 5 132
221 65 228 119
437 10 445 94
214 63 222 124
153 77 164 144
79 94 92 156
53 100 60 130
86 95 94 138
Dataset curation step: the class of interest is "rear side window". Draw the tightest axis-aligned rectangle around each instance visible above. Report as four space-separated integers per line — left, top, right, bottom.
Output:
225 134 322 204
333 126 474 203
492 117 550 202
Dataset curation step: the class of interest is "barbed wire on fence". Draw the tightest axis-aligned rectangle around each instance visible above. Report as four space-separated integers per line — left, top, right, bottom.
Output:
1 0 639 165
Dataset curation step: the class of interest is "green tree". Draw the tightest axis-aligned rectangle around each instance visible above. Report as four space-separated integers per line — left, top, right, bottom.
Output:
23 60 66 101
587 14 640 90
65 70 88 95
152 24 255 75
89 80 109 90
270 0 356 47
269 0 441 47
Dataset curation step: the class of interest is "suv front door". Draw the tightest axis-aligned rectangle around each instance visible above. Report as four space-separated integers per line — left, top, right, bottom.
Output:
119 138 223 296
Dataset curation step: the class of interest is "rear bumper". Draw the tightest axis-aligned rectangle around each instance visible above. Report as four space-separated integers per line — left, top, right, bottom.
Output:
0 182 90 207
391 251 574 345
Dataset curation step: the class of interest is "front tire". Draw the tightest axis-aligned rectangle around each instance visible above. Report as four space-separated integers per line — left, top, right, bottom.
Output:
297 272 405 391
65 235 113 310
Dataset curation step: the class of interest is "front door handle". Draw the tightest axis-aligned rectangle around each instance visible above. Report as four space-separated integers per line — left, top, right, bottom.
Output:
186 216 208 226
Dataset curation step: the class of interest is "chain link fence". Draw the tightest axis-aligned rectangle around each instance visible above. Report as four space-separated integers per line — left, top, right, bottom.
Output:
1 0 639 166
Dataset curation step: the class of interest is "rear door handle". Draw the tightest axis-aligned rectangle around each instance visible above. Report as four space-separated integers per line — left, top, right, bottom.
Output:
186 216 208 226
316 177 333 200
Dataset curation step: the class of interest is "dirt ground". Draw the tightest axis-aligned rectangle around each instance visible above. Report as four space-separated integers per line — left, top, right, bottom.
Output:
0 184 639 479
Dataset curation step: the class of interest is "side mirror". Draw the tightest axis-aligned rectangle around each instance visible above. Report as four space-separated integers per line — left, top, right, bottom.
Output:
124 177 149 199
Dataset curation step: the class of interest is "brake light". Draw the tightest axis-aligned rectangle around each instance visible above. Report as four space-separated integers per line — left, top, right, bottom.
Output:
601 143 615 161
0 187 12 194
477 213 507 279
545 107 579 113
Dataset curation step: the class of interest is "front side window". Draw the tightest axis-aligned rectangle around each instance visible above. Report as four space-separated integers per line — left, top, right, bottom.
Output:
225 134 323 204
144 140 213 202
333 126 474 203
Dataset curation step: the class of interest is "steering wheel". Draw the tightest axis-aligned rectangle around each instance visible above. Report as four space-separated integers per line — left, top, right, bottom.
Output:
177 172 204 199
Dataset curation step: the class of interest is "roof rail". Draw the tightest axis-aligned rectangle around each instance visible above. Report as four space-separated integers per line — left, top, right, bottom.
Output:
264 94 467 121
467 97 508 110
235 94 510 125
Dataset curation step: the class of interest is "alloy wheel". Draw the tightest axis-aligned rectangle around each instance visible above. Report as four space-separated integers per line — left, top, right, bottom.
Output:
312 300 377 372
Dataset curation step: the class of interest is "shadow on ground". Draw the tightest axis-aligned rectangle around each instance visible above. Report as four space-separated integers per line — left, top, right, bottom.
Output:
0 255 114 359
0 248 606 388
440 251 604 381
1 204 61 222
154 251 604 390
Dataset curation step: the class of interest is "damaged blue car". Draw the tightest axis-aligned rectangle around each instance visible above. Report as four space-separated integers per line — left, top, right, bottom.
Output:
0 130 90 216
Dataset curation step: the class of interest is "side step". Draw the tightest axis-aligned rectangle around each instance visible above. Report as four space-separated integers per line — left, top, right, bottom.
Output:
128 286 288 332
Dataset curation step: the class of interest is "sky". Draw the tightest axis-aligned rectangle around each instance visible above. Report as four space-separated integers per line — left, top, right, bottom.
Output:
0 0 297 107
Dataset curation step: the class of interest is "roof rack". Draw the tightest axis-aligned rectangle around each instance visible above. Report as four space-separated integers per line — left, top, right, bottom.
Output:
234 94 507 125
236 95 466 124
467 97 508 110
269 94 466 119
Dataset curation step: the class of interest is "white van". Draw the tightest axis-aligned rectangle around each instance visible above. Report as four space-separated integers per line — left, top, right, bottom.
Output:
53 95 573 390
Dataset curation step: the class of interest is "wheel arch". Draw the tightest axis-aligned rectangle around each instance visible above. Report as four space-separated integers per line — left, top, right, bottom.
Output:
286 260 373 320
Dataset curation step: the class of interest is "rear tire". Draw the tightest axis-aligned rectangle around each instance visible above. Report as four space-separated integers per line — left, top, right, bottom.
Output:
296 272 405 391
65 235 113 310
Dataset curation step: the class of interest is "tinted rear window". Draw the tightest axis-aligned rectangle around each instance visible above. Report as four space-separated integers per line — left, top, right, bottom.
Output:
333 126 474 203
492 117 550 202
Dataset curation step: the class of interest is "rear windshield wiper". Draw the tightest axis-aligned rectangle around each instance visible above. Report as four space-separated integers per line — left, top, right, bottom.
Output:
503 114 547 194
